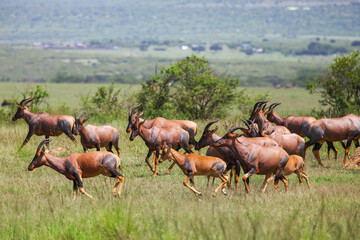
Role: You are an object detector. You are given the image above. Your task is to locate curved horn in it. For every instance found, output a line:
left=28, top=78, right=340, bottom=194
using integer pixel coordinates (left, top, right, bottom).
left=204, top=120, right=219, bottom=132
left=129, top=104, right=141, bottom=116
left=241, top=118, right=251, bottom=129
left=79, top=110, right=87, bottom=119
left=19, top=98, right=32, bottom=106
left=37, top=138, right=51, bottom=151
left=252, top=101, right=264, bottom=112
left=74, top=111, right=78, bottom=120
left=258, top=101, right=268, bottom=110
left=261, top=101, right=268, bottom=110
left=135, top=112, right=144, bottom=122
left=229, top=126, right=244, bottom=133
left=272, top=103, right=281, bottom=111
left=268, top=103, right=277, bottom=112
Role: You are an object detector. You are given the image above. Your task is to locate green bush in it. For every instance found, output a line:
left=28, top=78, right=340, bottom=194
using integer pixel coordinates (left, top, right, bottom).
left=136, top=55, right=254, bottom=120
left=78, top=82, right=135, bottom=122
left=307, top=51, right=360, bottom=116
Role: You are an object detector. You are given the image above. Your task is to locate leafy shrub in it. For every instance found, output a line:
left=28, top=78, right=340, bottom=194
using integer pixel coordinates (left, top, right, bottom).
left=136, top=55, right=255, bottom=119
left=78, top=82, right=135, bottom=122
left=306, top=51, right=360, bottom=116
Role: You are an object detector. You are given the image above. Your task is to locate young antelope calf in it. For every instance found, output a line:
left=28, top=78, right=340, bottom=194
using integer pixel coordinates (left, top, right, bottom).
left=74, top=111, right=120, bottom=161
left=28, top=139, right=125, bottom=199
left=160, top=144, right=228, bottom=197
left=261, top=155, right=310, bottom=193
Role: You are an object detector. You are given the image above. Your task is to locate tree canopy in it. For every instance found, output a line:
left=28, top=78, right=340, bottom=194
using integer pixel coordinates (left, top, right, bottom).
left=307, top=51, right=360, bottom=115
left=136, top=55, right=242, bottom=119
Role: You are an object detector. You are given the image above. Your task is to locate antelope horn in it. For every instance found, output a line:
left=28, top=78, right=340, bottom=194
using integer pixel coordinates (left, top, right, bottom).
left=273, top=103, right=281, bottom=110
left=228, top=126, right=244, bottom=133
left=79, top=110, right=87, bottom=119
left=74, top=111, right=78, bottom=120
left=135, top=112, right=144, bottom=122
left=204, top=120, right=219, bottom=132
left=129, top=104, right=141, bottom=116
left=241, top=118, right=251, bottom=129
left=268, top=103, right=277, bottom=112
left=37, top=138, right=51, bottom=151
left=258, top=101, right=268, bottom=110
left=19, top=98, right=32, bottom=106
left=252, top=101, right=264, bottom=112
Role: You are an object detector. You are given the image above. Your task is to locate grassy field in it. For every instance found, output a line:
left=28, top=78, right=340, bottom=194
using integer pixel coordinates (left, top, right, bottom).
left=1, top=84, right=360, bottom=239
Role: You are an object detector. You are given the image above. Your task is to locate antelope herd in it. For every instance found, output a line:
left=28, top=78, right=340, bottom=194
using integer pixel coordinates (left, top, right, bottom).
left=12, top=98, right=359, bottom=199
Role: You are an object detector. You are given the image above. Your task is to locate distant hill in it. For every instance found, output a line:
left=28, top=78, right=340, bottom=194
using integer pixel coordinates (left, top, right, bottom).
left=1, top=0, right=360, bottom=42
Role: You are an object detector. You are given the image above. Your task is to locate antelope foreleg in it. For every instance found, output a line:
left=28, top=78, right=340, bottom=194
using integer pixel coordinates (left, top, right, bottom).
left=183, top=176, right=202, bottom=196
left=79, top=187, right=94, bottom=199
left=166, top=161, right=176, bottom=174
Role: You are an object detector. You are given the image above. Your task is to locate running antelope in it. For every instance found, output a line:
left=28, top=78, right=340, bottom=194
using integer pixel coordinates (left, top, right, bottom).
left=28, top=139, right=125, bottom=199
left=160, top=143, right=228, bottom=197
left=74, top=111, right=120, bottom=161
left=213, top=126, right=289, bottom=194
left=266, top=103, right=345, bottom=161
left=130, top=112, right=193, bottom=177
left=12, top=98, right=76, bottom=149
left=126, top=104, right=198, bottom=147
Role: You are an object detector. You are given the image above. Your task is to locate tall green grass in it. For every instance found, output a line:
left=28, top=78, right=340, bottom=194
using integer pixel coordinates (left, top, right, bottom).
left=1, top=85, right=359, bottom=239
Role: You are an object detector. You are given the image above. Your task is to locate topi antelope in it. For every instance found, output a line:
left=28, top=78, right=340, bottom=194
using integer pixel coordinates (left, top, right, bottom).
left=130, top=112, right=193, bottom=177
left=266, top=102, right=345, bottom=161
left=160, top=143, right=228, bottom=197
left=213, top=126, right=289, bottom=194
left=126, top=104, right=198, bottom=147
left=74, top=111, right=120, bottom=162
left=12, top=98, right=76, bottom=149
left=28, top=139, right=125, bottom=199
left=261, top=155, right=310, bottom=193
left=249, top=101, right=291, bottom=135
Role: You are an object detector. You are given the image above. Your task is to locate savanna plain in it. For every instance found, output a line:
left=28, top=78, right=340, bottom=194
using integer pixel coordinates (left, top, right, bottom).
left=0, top=83, right=360, bottom=240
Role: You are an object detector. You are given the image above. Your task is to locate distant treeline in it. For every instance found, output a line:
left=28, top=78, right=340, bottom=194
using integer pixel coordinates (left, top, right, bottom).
left=0, top=72, right=142, bottom=84
left=51, top=72, right=141, bottom=84
left=295, top=42, right=348, bottom=56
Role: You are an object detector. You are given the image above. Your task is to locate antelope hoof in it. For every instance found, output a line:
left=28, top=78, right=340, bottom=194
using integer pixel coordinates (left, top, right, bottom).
left=221, top=188, right=227, bottom=195
left=152, top=173, right=158, bottom=177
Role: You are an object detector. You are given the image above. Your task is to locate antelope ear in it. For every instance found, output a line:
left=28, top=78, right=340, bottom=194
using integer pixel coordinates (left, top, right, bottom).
left=211, top=126, right=219, bottom=133
left=41, top=146, right=46, bottom=152
left=83, top=117, right=90, bottom=123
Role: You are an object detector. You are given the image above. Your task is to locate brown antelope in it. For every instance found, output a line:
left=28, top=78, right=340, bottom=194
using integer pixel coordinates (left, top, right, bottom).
left=130, top=113, right=193, bottom=177
left=213, top=126, right=289, bottom=194
left=28, top=139, right=125, bottom=199
left=261, top=155, right=310, bottom=193
left=74, top=111, right=120, bottom=161
left=304, top=114, right=360, bottom=167
left=126, top=104, right=198, bottom=147
left=12, top=98, right=76, bottom=149
left=160, top=143, right=228, bottom=197
left=195, top=120, right=279, bottom=191
left=249, top=101, right=291, bottom=135
left=267, top=132, right=305, bottom=158
left=266, top=103, right=345, bottom=161
left=195, top=120, right=240, bottom=190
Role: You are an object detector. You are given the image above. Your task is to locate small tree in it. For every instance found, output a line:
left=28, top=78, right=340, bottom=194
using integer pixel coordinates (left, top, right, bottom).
left=136, top=55, right=242, bottom=119
left=307, top=51, right=360, bottom=115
